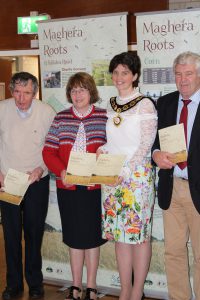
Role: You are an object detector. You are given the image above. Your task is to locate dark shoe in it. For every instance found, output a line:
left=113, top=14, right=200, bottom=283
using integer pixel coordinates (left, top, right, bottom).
left=29, top=286, right=44, bottom=299
left=84, top=288, right=97, bottom=300
left=65, top=286, right=82, bottom=300
left=2, top=287, right=23, bottom=300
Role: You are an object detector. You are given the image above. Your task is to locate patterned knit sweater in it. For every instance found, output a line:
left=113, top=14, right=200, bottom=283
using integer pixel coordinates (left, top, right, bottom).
left=42, top=105, right=107, bottom=189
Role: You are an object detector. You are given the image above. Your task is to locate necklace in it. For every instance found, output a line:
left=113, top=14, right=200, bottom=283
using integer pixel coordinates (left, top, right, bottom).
left=110, top=95, right=145, bottom=126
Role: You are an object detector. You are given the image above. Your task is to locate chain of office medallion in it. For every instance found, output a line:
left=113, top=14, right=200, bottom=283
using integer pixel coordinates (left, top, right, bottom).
left=110, top=95, right=146, bottom=113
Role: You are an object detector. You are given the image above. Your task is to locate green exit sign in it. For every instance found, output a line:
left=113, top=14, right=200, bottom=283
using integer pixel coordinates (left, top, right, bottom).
left=17, top=15, right=48, bottom=34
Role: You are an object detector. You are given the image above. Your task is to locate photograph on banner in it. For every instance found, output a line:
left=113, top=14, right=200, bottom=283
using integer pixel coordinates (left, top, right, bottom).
left=43, top=71, right=61, bottom=88
left=136, top=8, right=200, bottom=100
left=38, top=14, right=128, bottom=112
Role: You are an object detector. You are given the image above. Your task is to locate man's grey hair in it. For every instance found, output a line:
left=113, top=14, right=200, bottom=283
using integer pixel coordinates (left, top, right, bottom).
left=173, top=51, right=200, bottom=76
left=9, top=71, right=39, bottom=96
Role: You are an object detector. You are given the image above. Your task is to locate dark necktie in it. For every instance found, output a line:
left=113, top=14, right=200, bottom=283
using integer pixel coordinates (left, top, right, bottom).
left=177, top=99, right=191, bottom=170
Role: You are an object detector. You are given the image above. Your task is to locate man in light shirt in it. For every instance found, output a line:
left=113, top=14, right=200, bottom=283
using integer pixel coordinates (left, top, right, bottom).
left=0, top=72, right=55, bottom=300
left=152, top=51, right=200, bottom=300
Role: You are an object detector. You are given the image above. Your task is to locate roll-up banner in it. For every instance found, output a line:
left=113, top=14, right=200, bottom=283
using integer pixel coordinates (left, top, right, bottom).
left=136, top=8, right=200, bottom=100
left=38, top=13, right=128, bottom=294
left=38, top=13, right=127, bottom=111
left=136, top=9, right=200, bottom=299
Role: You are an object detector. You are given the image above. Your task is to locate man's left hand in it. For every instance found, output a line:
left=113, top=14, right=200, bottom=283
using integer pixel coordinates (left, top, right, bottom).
left=27, top=167, right=44, bottom=184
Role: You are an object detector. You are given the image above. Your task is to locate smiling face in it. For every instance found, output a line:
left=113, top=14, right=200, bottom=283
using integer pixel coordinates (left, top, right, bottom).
left=12, top=79, right=35, bottom=111
left=175, top=63, right=200, bottom=99
left=70, top=86, right=91, bottom=114
left=111, top=64, right=138, bottom=97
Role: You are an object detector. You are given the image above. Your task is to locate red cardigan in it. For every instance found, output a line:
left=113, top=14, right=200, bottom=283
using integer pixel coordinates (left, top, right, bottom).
left=42, top=106, right=107, bottom=190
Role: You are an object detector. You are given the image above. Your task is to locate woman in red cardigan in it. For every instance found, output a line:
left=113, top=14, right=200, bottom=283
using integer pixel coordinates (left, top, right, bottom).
left=42, top=72, right=107, bottom=300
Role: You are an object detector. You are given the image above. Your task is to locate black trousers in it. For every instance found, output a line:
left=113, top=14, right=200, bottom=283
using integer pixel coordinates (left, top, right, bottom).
left=1, top=175, right=49, bottom=289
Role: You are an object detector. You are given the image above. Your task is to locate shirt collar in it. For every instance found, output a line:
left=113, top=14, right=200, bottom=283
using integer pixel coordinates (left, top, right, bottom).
left=72, top=105, right=93, bottom=118
left=16, top=101, right=34, bottom=119
left=179, top=89, right=200, bottom=105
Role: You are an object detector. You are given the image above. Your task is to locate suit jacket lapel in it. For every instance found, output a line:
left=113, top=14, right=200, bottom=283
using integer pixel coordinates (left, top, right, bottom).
left=169, top=92, right=179, bottom=125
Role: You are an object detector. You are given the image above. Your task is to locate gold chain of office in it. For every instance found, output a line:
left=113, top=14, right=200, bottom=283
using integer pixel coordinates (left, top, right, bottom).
left=110, top=95, right=146, bottom=126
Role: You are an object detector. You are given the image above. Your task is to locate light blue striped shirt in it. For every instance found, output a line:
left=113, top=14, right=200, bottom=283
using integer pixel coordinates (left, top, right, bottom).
left=174, top=89, right=200, bottom=179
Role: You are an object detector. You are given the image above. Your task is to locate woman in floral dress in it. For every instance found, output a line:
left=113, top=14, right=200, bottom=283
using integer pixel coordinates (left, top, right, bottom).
left=100, top=52, right=157, bottom=300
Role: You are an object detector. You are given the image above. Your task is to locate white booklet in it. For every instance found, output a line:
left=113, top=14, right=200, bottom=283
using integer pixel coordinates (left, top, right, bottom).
left=66, top=152, right=96, bottom=185
left=158, top=123, right=187, bottom=163
left=65, top=151, right=126, bottom=185
left=90, top=153, right=126, bottom=184
left=0, top=168, right=30, bottom=205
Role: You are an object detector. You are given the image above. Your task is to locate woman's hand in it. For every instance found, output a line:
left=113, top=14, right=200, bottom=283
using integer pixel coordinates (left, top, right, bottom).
left=96, top=147, right=108, bottom=159
left=60, top=170, right=74, bottom=188
left=96, top=148, right=104, bottom=159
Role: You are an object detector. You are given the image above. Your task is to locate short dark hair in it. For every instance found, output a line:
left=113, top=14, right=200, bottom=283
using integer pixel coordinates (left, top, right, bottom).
left=66, top=72, right=99, bottom=104
left=109, top=51, right=141, bottom=86
left=9, top=72, right=39, bottom=96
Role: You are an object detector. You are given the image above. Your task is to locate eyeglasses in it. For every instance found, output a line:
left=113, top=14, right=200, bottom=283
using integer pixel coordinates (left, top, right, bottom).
left=70, top=88, right=88, bottom=96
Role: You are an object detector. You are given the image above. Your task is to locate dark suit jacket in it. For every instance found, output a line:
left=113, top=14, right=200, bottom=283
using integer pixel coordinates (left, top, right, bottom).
left=152, top=90, right=200, bottom=214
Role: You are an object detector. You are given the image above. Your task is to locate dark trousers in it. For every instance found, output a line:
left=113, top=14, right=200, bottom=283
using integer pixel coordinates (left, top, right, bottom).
left=1, top=175, right=49, bottom=289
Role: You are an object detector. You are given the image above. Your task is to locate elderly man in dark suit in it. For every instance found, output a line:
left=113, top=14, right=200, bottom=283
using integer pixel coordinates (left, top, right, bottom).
left=152, top=51, right=200, bottom=300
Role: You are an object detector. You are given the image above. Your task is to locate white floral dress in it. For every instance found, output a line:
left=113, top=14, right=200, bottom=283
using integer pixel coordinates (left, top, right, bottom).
left=101, top=89, right=157, bottom=244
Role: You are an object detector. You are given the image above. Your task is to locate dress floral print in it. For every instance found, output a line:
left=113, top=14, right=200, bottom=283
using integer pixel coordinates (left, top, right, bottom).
left=102, top=160, right=155, bottom=244
left=101, top=92, right=157, bottom=244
